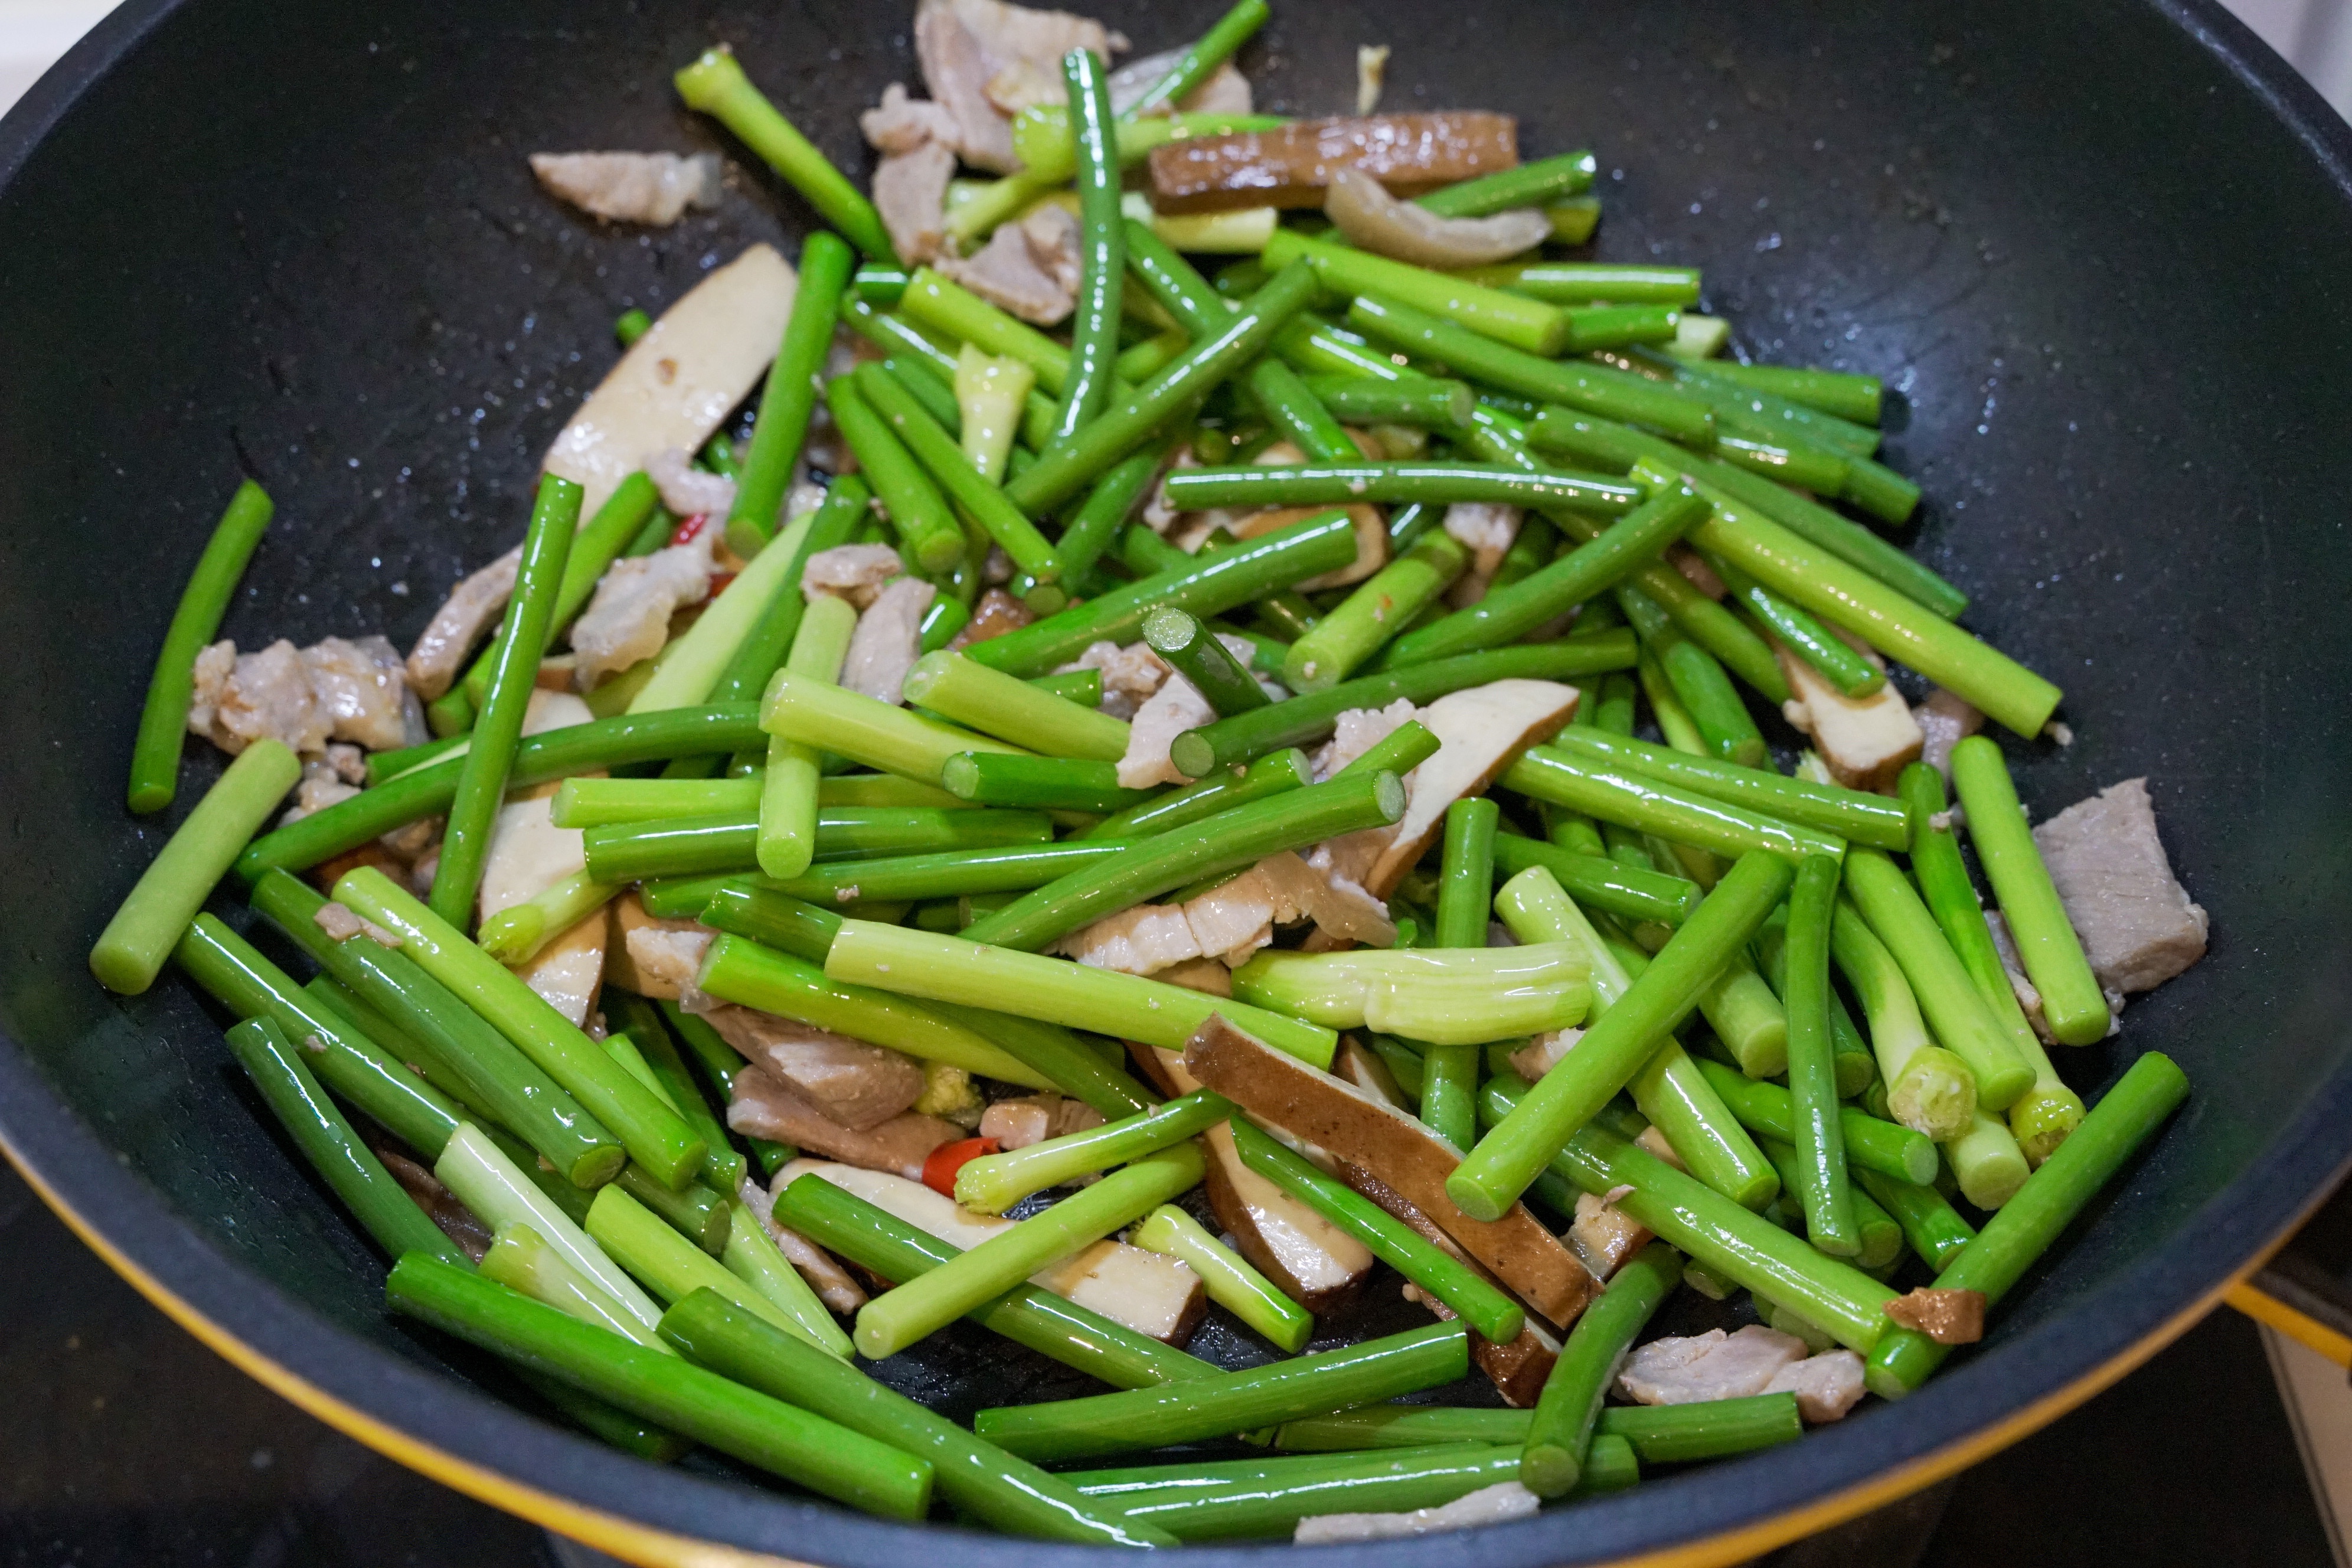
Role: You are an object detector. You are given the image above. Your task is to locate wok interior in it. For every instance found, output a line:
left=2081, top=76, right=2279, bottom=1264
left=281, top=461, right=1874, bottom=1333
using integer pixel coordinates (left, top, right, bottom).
left=2, top=0, right=2351, bottom=1560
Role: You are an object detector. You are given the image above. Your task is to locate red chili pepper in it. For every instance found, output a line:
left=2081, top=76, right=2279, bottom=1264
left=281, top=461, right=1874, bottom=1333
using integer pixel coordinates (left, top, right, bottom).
left=705, top=571, right=737, bottom=597
left=670, top=514, right=708, bottom=547
left=922, top=1136, right=1001, bottom=1197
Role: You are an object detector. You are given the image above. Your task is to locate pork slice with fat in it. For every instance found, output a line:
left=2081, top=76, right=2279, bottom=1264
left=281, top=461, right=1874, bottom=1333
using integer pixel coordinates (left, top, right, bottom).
left=2030, top=777, right=2208, bottom=995
left=731, top=1070, right=962, bottom=1180
left=703, top=1005, right=926, bottom=1131
left=840, top=576, right=936, bottom=705
left=303, top=635, right=426, bottom=752
left=914, top=0, right=1119, bottom=173
left=1615, top=1325, right=1809, bottom=1405
left=530, top=152, right=721, bottom=226
left=406, top=547, right=521, bottom=699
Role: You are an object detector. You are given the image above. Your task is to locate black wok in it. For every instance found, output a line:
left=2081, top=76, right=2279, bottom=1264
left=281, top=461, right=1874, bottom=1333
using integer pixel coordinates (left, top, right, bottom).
left=2, top=0, right=2349, bottom=1562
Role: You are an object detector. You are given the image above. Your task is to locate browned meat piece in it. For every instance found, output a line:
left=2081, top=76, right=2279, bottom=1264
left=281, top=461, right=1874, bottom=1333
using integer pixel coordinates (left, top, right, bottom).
left=936, top=202, right=1084, bottom=325
left=371, top=1139, right=493, bottom=1263
left=1186, top=1015, right=1598, bottom=1327
left=1566, top=1190, right=1651, bottom=1280
left=188, top=638, right=332, bottom=756
left=303, top=635, right=426, bottom=752
left=1615, top=1325, right=1808, bottom=1405
left=914, top=0, right=1120, bottom=174
left=280, top=759, right=361, bottom=826
left=948, top=587, right=1034, bottom=650
left=2031, top=778, right=2209, bottom=995
left=1324, top=166, right=1549, bottom=269
left=802, top=543, right=907, bottom=609
left=1106, top=47, right=1251, bottom=117
left=619, top=926, right=712, bottom=1000
left=1148, top=113, right=1520, bottom=215
left=1915, top=686, right=1984, bottom=779
left=528, top=152, right=721, bottom=226
left=728, top=1064, right=961, bottom=1180
left=1050, top=902, right=1202, bottom=975
left=1764, top=1351, right=1867, bottom=1422
left=1293, top=1480, right=1541, bottom=1543
left=861, top=83, right=965, bottom=154
left=840, top=575, right=936, bottom=705
left=1884, top=1286, right=1988, bottom=1344
left=736, top=1174, right=868, bottom=1313
left=703, top=1006, right=925, bottom=1130
left=1064, top=639, right=1170, bottom=720
left=406, top=546, right=521, bottom=698
left=569, top=530, right=716, bottom=690
left=976, top=1092, right=1105, bottom=1149
left=1118, top=671, right=1217, bottom=789
left=873, top=138, right=959, bottom=267
left=645, top=446, right=738, bottom=519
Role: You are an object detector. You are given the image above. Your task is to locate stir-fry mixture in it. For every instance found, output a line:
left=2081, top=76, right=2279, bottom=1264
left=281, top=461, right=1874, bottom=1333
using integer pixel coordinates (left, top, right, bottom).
left=92, top=0, right=2215, bottom=1544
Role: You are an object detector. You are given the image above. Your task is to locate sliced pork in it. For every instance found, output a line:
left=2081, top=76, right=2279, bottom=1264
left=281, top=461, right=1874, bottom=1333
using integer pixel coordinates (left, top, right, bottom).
left=936, top=201, right=1084, bottom=325
left=1615, top=1325, right=1809, bottom=1405
left=730, top=1066, right=962, bottom=1180
left=406, top=546, right=521, bottom=700
left=703, top=1006, right=926, bottom=1131
left=2031, top=778, right=2209, bottom=995
left=913, top=0, right=1120, bottom=174
left=840, top=575, right=936, bottom=705
left=528, top=152, right=722, bottom=226
left=873, top=138, right=959, bottom=266
left=303, top=635, right=426, bottom=751
left=568, top=530, right=716, bottom=689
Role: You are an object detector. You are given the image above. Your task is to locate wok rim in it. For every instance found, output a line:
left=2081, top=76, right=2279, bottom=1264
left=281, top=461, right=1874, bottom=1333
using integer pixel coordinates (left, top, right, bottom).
left=4, top=0, right=2352, bottom=1563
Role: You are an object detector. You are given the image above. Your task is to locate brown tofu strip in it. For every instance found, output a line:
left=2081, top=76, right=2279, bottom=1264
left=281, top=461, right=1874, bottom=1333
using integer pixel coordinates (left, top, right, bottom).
left=1147, top=113, right=1520, bottom=214
left=1349, top=1167, right=1560, bottom=1407
left=1133, top=1043, right=1374, bottom=1315
left=1184, top=1014, right=1599, bottom=1327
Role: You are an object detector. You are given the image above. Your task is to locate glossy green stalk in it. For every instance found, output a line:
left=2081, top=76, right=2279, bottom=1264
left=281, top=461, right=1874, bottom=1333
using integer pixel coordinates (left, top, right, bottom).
left=434, top=1123, right=664, bottom=1328
left=583, top=805, right=1051, bottom=883
left=604, top=998, right=744, bottom=1192
left=1053, top=46, right=1124, bottom=450
left=663, top=1291, right=1170, bottom=1547
left=1225, top=1117, right=1523, bottom=1341
left=1492, top=865, right=1775, bottom=1210
left=433, top=476, right=578, bottom=926
left=1830, top=900, right=1977, bottom=1141
left=1522, top=1240, right=1678, bottom=1497
left=724, top=231, right=854, bottom=555
left=1461, top=259, right=1696, bottom=305
left=1899, top=763, right=2082, bottom=1161
left=1488, top=1077, right=1899, bottom=1352
left=901, top=651, right=1127, bottom=760
left=1489, top=834, right=1701, bottom=928
left=963, top=770, right=1404, bottom=953
left=1781, top=854, right=1857, bottom=1255
left=1948, top=736, right=2110, bottom=1045
left=1343, top=291, right=1711, bottom=442
left=475, top=873, right=622, bottom=966
left=1942, top=1108, right=2031, bottom=1210
left=224, top=1015, right=466, bottom=1265
left=1172, top=639, right=1635, bottom=779
left=673, top=49, right=894, bottom=260
left=1700, top=362, right=1881, bottom=424
left=1451, top=850, right=1794, bottom=1221
left=755, top=592, right=857, bottom=880
left=1280, top=1396, right=1798, bottom=1463
left=1844, top=848, right=2034, bottom=1111
left=709, top=479, right=864, bottom=720
left=824, top=374, right=962, bottom=573
left=955, top=1090, right=1230, bottom=1215
left=1280, top=531, right=1466, bottom=692
left=719, top=1201, right=855, bottom=1357
left=823, top=917, right=1335, bottom=1066
left=1006, top=262, right=1322, bottom=514
left=761, top=667, right=1026, bottom=786
left=1688, top=1057, right=1938, bottom=1185
left=175, top=917, right=464, bottom=1157
left=387, top=1256, right=930, bottom=1515
left=769, top=841, right=1132, bottom=907
left=1544, top=730, right=1906, bottom=851
left=1121, top=0, right=1268, bottom=116
left=773, top=1172, right=1208, bottom=1387
left=481, top=1221, right=670, bottom=1351
left=586, top=1185, right=840, bottom=1354
left=1678, top=479, right=2061, bottom=735
left=1264, top=230, right=1572, bottom=354
left=1867, top=1052, right=2189, bottom=1397
left=92, top=738, right=302, bottom=995
left=953, top=344, right=1035, bottom=479
left=968, top=507, right=1358, bottom=677
left=939, top=755, right=1153, bottom=815
left=854, top=1144, right=1203, bottom=1359
left=236, top=705, right=766, bottom=880
left=975, top=1321, right=1468, bottom=1462
left=128, top=479, right=273, bottom=812
left=1374, top=487, right=1703, bottom=671
left=1855, top=1166, right=1977, bottom=1272
left=1142, top=605, right=1268, bottom=717
left=697, top=935, right=1046, bottom=1086
left=250, top=868, right=625, bottom=1187
left=334, top=867, right=705, bottom=1188
left=1500, top=744, right=1845, bottom=866
left=1300, top=375, right=1475, bottom=429
left=1131, top=1204, right=1311, bottom=1353
left=851, top=362, right=1061, bottom=584
left=1080, top=747, right=1312, bottom=839
left=1230, top=943, right=1590, bottom=1044
left=1158, top=459, right=1637, bottom=516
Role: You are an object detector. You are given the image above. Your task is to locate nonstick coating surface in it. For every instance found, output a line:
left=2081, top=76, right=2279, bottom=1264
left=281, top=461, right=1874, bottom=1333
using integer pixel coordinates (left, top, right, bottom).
left=3, top=1, right=2351, bottom=1563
